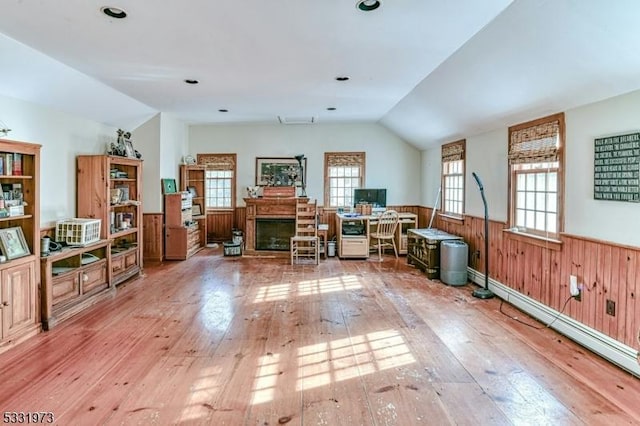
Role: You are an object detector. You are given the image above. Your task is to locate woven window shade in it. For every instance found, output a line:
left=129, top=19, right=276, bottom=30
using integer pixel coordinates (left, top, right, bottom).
left=326, top=152, right=365, bottom=167
left=441, top=140, right=465, bottom=162
left=197, top=153, right=236, bottom=170
left=509, top=120, right=560, bottom=164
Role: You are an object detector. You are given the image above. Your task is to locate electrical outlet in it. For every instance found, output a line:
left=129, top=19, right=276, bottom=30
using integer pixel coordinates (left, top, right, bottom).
left=606, top=299, right=616, bottom=316
left=569, top=275, right=581, bottom=301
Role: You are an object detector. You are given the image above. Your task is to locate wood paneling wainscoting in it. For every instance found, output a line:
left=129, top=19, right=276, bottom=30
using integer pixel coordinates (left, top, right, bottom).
left=206, top=211, right=235, bottom=243
left=142, top=213, right=163, bottom=263
left=419, top=206, right=640, bottom=371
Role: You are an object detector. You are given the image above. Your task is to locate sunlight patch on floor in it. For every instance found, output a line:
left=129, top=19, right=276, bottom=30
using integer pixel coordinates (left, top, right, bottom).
left=253, top=275, right=363, bottom=303
left=250, top=353, right=282, bottom=405
left=177, top=365, right=223, bottom=423
left=254, top=283, right=291, bottom=303
left=296, top=329, right=416, bottom=391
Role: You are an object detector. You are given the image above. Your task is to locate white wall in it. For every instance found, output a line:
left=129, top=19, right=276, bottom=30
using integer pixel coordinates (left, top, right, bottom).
left=134, top=113, right=188, bottom=212
left=0, top=94, right=116, bottom=226
left=565, top=90, right=640, bottom=246
left=465, top=128, right=509, bottom=222
left=189, top=123, right=421, bottom=207
left=159, top=113, right=188, bottom=183
left=135, top=114, right=162, bottom=213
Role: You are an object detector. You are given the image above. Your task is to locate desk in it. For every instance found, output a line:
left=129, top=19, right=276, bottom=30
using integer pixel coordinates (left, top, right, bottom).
left=335, top=212, right=417, bottom=259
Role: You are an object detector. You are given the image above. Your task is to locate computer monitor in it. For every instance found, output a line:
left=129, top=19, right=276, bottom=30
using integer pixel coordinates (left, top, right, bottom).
left=353, top=188, right=386, bottom=208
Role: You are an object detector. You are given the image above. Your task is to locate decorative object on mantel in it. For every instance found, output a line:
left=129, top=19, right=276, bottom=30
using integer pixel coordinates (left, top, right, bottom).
left=255, top=157, right=306, bottom=188
left=182, top=155, right=196, bottom=165
left=294, top=154, right=307, bottom=197
left=246, top=186, right=260, bottom=198
left=108, top=129, right=143, bottom=159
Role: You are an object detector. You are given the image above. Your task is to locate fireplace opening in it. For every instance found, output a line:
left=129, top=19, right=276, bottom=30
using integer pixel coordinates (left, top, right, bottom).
left=256, top=219, right=295, bottom=251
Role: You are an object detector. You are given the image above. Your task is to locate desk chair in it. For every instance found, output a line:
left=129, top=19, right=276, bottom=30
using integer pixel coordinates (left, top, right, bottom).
left=369, top=209, right=399, bottom=261
left=290, top=199, right=319, bottom=265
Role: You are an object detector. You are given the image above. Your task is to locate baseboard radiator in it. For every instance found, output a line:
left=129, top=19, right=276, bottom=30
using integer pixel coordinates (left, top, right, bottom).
left=467, top=267, right=640, bottom=378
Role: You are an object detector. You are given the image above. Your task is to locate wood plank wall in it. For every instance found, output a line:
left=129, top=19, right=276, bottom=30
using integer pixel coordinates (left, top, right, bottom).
left=142, top=213, right=163, bottom=262
left=418, top=206, right=640, bottom=351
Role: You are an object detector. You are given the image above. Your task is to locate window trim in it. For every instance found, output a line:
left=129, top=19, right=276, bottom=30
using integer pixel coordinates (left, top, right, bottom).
left=197, top=153, right=237, bottom=211
left=507, top=112, right=565, bottom=240
left=323, top=152, right=366, bottom=208
left=440, top=139, right=465, bottom=219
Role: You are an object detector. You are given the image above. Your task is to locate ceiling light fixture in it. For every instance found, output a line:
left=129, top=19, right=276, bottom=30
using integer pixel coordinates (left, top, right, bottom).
left=184, top=79, right=199, bottom=85
left=356, top=0, right=381, bottom=11
left=101, top=6, right=127, bottom=19
left=335, top=76, right=350, bottom=81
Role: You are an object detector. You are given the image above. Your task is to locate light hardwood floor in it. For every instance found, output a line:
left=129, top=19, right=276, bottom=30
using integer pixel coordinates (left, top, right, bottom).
left=1, top=248, right=639, bottom=425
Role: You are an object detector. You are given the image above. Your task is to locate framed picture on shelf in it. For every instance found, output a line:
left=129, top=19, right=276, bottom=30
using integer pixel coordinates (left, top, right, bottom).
left=161, top=178, right=177, bottom=194
left=192, top=204, right=202, bottom=216
left=0, top=226, right=30, bottom=260
left=255, top=157, right=306, bottom=187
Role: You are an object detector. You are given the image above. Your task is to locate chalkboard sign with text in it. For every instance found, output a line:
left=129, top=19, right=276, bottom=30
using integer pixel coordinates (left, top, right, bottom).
left=594, top=132, right=640, bottom=202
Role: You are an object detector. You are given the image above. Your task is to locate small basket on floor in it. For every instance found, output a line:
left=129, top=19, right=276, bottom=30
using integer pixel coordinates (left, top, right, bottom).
left=223, top=241, right=242, bottom=256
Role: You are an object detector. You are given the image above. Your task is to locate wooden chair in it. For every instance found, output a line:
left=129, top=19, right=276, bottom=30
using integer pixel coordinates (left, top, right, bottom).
left=369, top=210, right=399, bottom=261
left=290, top=199, right=319, bottom=265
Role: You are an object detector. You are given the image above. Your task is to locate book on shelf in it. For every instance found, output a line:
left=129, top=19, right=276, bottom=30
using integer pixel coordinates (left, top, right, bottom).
left=4, top=153, right=12, bottom=176
left=12, top=153, right=22, bottom=176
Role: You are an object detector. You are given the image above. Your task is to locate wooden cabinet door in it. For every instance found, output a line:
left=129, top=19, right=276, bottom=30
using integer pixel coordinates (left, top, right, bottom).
left=2, top=261, right=36, bottom=339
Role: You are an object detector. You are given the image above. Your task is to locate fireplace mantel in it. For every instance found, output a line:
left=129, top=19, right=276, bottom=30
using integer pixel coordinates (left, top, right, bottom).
left=244, top=197, right=307, bottom=256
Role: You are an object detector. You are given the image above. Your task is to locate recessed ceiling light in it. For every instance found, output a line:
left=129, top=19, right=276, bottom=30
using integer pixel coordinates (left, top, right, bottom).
left=101, top=6, right=127, bottom=19
left=335, top=76, right=350, bottom=81
left=356, top=0, right=381, bottom=11
left=327, top=107, right=337, bottom=111
left=218, top=109, right=228, bottom=112
left=184, top=79, right=199, bottom=85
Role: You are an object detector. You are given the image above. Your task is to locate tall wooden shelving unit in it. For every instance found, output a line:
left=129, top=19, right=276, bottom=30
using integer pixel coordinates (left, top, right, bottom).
left=0, top=139, right=41, bottom=354
left=77, top=155, right=143, bottom=285
left=179, top=164, right=207, bottom=247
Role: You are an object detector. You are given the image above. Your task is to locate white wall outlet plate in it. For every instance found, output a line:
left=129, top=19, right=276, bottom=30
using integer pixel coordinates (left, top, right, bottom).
left=570, top=275, right=580, bottom=296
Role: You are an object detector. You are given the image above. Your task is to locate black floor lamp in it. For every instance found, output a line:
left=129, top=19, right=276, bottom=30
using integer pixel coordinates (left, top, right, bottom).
left=472, top=172, right=494, bottom=299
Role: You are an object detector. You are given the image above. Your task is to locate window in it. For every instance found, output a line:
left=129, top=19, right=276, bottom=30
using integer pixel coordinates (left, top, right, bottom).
left=508, top=113, right=564, bottom=238
left=441, top=140, right=465, bottom=217
left=324, top=152, right=365, bottom=208
left=197, top=153, right=236, bottom=210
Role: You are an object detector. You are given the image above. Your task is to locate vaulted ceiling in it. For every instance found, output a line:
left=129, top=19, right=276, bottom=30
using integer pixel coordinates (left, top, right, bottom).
left=1, top=1, right=640, bottom=150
